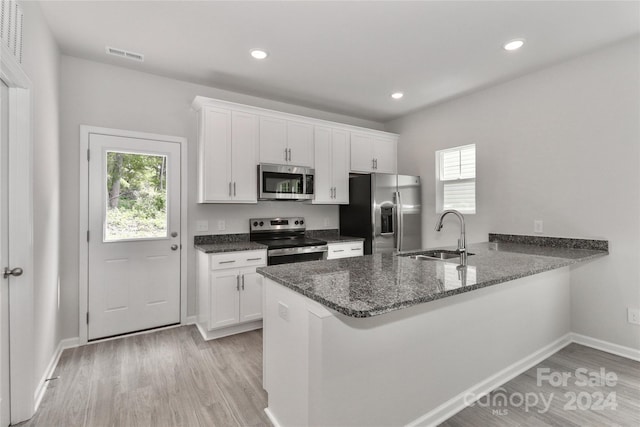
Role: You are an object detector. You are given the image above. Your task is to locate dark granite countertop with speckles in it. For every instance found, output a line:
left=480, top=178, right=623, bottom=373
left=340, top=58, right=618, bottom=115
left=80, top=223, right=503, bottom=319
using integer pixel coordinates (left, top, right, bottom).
left=257, top=241, right=607, bottom=318
left=195, top=242, right=266, bottom=253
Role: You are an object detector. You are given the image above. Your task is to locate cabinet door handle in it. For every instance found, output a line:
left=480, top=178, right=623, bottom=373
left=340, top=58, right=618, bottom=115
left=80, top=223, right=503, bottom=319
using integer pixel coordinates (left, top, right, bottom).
left=233, top=182, right=236, bottom=196
left=284, top=147, right=288, bottom=161
left=374, top=158, right=378, bottom=169
left=241, top=275, right=245, bottom=290
left=246, top=257, right=262, bottom=261
left=333, top=249, right=345, bottom=253
left=372, top=158, right=375, bottom=169
left=288, top=148, right=292, bottom=161
left=228, top=182, right=232, bottom=196
left=219, top=260, right=236, bottom=264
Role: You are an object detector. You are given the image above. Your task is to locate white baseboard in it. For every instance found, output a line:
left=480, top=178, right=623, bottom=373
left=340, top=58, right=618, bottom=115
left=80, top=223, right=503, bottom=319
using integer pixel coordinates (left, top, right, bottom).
left=33, top=337, right=80, bottom=412
left=570, top=333, right=640, bottom=362
left=185, top=315, right=197, bottom=325
left=195, top=320, right=262, bottom=341
left=406, top=333, right=573, bottom=427
left=264, top=408, right=282, bottom=427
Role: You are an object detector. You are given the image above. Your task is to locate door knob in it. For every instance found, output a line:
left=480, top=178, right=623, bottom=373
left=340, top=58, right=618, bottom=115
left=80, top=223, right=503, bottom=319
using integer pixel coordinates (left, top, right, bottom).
left=3, top=267, right=23, bottom=279
left=171, top=231, right=178, bottom=237
left=171, top=244, right=179, bottom=251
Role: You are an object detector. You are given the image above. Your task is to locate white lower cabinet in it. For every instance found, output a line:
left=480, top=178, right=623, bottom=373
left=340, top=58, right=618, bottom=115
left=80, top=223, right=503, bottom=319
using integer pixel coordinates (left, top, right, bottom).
left=197, top=249, right=267, bottom=340
left=327, top=241, right=364, bottom=260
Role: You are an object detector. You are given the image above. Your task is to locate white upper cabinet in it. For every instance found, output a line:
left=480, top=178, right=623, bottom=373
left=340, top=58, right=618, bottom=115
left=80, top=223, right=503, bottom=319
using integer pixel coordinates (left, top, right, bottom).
left=193, top=96, right=399, bottom=204
left=350, top=132, right=397, bottom=174
left=314, top=126, right=349, bottom=204
left=259, top=117, right=314, bottom=167
left=195, top=105, right=258, bottom=203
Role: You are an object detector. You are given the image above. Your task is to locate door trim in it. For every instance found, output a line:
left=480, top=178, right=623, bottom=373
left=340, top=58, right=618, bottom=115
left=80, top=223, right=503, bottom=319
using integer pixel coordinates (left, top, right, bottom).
left=1, top=43, right=35, bottom=423
left=79, top=126, right=188, bottom=345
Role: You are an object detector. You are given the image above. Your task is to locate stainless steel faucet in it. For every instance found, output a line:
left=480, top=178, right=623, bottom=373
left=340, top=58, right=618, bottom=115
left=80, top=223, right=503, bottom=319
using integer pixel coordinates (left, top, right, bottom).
left=434, top=210, right=467, bottom=266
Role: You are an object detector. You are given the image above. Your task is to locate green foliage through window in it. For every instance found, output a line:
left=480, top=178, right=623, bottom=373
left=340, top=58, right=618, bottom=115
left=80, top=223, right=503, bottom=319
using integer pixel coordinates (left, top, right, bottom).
left=105, top=152, right=168, bottom=241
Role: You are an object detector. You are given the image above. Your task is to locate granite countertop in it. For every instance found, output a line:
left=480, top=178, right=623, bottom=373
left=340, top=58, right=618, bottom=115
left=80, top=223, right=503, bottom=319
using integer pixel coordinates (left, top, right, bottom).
left=256, top=240, right=608, bottom=318
left=323, top=236, right=366, bottom=244
left=195, top=241, right=266, bottom=254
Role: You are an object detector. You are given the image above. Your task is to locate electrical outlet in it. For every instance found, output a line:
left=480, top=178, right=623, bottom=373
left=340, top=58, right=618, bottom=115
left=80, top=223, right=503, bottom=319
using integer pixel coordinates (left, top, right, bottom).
left=278, top=302, right=289, bottom=321
left=196, top=220, right=209, bottom=232
left=217, top=220, right=226, bottom=231
left=628, top=308, right=640, bottom=325
left=534, top=220, right=543, bottom=234
left=324, top=217, right=330, bottom=227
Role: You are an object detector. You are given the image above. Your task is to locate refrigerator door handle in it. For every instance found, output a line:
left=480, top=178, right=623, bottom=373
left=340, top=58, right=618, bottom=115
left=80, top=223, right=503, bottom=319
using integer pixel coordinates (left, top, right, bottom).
left=396, top=191, right=403, bottom=251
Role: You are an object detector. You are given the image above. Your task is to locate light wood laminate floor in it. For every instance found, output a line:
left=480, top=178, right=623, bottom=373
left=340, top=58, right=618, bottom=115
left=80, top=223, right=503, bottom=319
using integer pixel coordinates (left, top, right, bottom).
left=17, top=326, right=639, bottom=427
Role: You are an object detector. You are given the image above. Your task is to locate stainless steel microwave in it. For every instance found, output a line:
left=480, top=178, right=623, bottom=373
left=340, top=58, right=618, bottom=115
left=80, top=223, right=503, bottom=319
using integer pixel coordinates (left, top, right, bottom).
left=258, top=164, right=314, bottom=200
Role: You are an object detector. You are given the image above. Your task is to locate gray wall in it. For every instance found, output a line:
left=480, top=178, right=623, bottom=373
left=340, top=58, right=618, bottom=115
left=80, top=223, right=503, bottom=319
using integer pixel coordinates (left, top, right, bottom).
left=387, top=37, right=640, bottom=350
left=59, top=55, right=384, bottom=339
left=19, top=0, right=61, bottom=394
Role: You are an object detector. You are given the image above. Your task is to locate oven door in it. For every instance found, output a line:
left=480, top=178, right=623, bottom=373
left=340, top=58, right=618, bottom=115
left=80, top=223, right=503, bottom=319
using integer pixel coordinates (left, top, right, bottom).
left=259, top=164, right=314, bottom=200
left=267, top=245, right=328, bottom=265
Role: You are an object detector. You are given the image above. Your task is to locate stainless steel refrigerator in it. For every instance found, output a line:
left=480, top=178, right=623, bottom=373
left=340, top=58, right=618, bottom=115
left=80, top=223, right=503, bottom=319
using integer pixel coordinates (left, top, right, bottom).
left=339, top=174, right=422, bottom=254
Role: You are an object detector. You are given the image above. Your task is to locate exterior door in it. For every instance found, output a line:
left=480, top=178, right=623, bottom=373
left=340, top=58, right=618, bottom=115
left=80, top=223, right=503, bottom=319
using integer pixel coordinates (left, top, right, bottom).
left=0, top=80, right=10, bottom=427
left=88, top=133, right=181, bottom=340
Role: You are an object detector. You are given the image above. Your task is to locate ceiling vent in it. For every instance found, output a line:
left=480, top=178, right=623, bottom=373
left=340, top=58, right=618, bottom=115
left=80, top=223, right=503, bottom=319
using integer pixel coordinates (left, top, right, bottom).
left=1, top=0, right=24, bottom=63
left=105, top=46, right=144, bottom=62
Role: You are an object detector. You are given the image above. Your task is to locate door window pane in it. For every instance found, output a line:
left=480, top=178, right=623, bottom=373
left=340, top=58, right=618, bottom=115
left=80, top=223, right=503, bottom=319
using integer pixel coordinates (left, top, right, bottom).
left=104, top=151, right=168, bottom=241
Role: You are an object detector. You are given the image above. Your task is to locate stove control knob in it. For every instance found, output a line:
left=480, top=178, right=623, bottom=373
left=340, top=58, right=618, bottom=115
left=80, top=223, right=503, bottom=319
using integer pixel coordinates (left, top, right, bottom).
left=253, top=221, right=258, bottom=227
left=300, top=220, right=304, bottom=225
left=259, top=221, right=264, bottom=226
left=295, top=220, right=299, bottom=225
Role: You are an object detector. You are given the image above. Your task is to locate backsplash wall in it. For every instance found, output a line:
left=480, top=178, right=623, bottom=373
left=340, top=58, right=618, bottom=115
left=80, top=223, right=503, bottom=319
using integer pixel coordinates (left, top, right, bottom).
left=192, top=202, right=339, bottom=235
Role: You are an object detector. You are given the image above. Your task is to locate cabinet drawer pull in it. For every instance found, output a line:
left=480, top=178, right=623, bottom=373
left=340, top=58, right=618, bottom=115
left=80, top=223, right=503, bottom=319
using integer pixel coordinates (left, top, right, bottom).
left=351, top=247, right=361, bottom=251
left=246, top=257, right=263, bottom=261
left=219, top=260, right=236, bottom=264
left=332, top=249, right=344, bottom=253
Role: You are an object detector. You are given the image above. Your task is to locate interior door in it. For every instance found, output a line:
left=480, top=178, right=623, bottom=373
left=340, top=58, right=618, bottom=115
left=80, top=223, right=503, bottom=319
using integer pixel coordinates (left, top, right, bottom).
left=0, top=80, right=11, bottom=427
left=88, top=133, right=181, bottom=340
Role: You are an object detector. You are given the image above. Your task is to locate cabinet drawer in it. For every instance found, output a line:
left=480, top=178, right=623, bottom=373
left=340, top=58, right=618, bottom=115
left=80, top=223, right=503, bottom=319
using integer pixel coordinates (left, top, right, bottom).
left=210, top=250, right=267, bottom=270
left=327, top=242, right=364, bottom=260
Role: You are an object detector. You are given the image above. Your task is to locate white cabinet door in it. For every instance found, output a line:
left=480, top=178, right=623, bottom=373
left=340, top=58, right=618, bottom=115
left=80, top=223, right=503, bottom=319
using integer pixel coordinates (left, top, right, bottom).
left=331, top=129, right=350, bottom=204
left=259, top=116, right=288, bottom=164
left=231, top=111, right=258, bottom=202
left=240, top=269, right=263, bottom=322
left=374, top=137, right=397, bottom=174
left=313, top=126, right=333, bottom=203
left=200, top=107, right=232, bottom=202
left=287, top=121, right=314, bottom=167
left=210, top=270, right=240, bottom=329
left=350, top=132, right=374, bottom=173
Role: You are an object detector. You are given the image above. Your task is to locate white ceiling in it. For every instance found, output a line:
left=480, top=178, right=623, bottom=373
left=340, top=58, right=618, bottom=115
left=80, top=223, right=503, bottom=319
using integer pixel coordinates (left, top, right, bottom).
left=39, top=1, right=640, bottom=122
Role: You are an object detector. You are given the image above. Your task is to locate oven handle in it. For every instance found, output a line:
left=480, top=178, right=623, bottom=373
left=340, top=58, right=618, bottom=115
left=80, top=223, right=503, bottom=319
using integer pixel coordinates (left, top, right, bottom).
left=268, top=245, right=328, bottom=257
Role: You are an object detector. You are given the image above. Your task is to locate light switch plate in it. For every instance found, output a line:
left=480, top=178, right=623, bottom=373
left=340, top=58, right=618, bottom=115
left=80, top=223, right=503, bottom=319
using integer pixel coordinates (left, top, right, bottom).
left=196, top=221, right=208, bottom=232
left=217, top=220, right=226, bottom=231
left=278, top=302, right=289, bottom=321
left=628, top=308, right=640, bottom=325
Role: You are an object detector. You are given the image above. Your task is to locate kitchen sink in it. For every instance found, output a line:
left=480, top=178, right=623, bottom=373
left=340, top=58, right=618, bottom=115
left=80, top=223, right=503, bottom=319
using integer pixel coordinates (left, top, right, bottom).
left=402, top=249, right=475, bottom=261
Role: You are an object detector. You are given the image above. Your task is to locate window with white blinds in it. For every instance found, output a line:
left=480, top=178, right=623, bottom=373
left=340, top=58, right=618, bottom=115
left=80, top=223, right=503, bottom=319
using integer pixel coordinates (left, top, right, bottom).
left=436, top=144, right=476, bottom=214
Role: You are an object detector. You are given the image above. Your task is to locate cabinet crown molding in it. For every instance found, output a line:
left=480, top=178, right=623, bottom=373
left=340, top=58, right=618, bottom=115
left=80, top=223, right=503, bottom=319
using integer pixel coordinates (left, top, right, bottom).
left=192, top=96, right=398, bottom=139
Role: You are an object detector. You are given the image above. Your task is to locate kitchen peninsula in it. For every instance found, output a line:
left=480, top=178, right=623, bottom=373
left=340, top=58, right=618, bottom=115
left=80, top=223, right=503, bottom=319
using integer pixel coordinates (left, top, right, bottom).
left=257, top=235, right=608, bottom=427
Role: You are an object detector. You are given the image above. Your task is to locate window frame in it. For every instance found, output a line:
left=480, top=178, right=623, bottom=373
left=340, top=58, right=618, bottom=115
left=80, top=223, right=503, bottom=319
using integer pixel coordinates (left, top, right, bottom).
left=435, top=144, right=476, bottom=215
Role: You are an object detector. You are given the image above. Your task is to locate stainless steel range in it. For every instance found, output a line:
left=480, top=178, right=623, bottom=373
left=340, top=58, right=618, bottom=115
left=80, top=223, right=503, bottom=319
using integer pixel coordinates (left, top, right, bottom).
left=249, top=217, right=328, bottom=265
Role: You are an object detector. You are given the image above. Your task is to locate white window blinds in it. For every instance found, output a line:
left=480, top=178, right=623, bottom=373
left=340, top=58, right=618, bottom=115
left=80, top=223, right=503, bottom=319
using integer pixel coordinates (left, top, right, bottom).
left=436, top=144, right=476, bottom=214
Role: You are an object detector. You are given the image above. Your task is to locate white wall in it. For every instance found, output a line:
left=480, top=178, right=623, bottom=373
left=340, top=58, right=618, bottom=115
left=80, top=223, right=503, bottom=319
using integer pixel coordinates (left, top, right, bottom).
left=58, top=56, right=384, bottom=339
left=18, top=0, right=61, bottom=397
left=387, top=37, right=640, bottom=350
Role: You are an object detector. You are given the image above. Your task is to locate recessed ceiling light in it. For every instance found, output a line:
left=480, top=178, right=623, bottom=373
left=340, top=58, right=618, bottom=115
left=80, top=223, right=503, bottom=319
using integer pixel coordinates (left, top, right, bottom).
left=391, top=92, right=404, bottom=100
left=250, top=49, right=268, bottom=60
left=503, top=39, right=525, bottom=51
